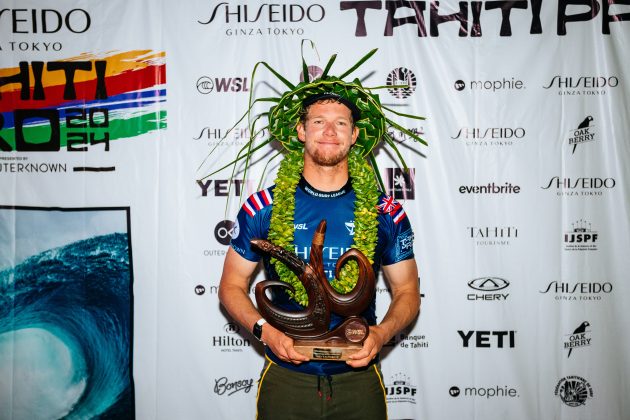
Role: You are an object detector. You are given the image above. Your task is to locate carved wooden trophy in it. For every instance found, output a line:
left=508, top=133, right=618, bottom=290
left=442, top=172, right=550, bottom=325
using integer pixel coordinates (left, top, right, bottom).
left=251, top=220, right=375, bottom=361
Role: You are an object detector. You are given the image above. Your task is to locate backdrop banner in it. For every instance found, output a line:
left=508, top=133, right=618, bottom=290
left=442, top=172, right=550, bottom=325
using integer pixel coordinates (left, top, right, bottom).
left=1, top=1, right=629, bottom=419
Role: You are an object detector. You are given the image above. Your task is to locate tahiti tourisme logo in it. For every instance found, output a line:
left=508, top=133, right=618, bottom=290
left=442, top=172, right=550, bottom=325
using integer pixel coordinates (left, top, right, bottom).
left=468, top=226, right=518, bottom=246
left=385, top=373, right=418, bottom=404
left=554, top=376, right=593, bottom=406
left=0, top=50, right=167, bottom=173
left=386, top=67, right=416, bottom=99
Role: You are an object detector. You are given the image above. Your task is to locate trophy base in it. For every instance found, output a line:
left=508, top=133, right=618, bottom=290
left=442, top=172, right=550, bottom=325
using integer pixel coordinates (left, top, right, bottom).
left=294, top=340, right=363, bottom=361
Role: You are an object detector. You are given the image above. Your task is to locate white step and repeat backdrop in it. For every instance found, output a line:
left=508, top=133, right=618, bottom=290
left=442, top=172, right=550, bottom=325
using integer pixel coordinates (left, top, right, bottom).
left=1, top=1, right=629, bottom=419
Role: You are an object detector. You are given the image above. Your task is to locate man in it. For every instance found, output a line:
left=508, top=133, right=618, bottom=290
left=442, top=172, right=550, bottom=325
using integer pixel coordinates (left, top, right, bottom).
left=219, top=93, right=420, bottom=419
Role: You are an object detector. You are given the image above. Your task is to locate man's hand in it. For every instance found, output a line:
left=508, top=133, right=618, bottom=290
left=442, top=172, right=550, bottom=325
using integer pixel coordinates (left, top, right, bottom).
left=346, top=325, right=387, bottom=368
left=262, top=324, right=310, bottom=365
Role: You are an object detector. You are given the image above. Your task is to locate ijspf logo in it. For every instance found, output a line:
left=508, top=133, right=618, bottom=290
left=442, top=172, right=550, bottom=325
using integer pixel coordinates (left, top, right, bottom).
left=564, top=219, right=598, bottom=251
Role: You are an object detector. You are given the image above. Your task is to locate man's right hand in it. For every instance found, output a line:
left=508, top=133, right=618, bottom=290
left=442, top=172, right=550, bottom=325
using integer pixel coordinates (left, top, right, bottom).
left=262, top=324, right=310, bottom=365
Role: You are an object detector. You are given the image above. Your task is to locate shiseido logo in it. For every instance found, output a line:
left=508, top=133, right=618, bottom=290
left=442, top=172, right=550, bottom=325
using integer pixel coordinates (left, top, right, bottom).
left=539, top=281, right=613, bottom=301
left=554, top=376, right=593, bottom=407
left=468, top=226, right=518, bottom=246
left=385, top=168, right=415, bottom=200
left=541, top=177, right=616, bottom=196
left=451, top=127, right=525, bottom=146
left=544, top=75, right=619, bottom=95
left=467, top=277, right=510, bottom=301
left=198, top=3, right=325, bottom=24
left=1, top=8, right=91, bottom=35
left=564, top=219, right=598, bottom=251
left=386, top=67, right=416, bottom=99
left=567, top=116, right=595, bottom=154
left=459, top=182, right=520, bottom=194
left=385, top=373, right=417, bottom=404
left=193, top=126, right=268, bottom=148
left=340, top=0, right=628, bottom=37
left=458, top=330, right=516, bottom=348
left=197, top=76, right=249, bottom=94
left=564, top=321, right=591, bottom=358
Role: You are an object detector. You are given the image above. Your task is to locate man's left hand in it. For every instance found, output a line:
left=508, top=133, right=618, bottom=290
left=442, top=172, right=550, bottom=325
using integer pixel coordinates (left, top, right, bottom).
left=346, top=325, right=387, bottom=368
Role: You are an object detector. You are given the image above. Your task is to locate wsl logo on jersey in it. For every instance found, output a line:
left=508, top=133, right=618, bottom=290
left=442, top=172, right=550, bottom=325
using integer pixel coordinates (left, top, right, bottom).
left=554, top=376, right=593, bottom=407
left=564, top=219, right=598, bottom=251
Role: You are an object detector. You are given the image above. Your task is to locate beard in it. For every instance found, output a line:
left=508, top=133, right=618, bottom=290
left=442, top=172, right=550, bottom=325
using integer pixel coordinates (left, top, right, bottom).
left=306, top=143, right=352, bottom=167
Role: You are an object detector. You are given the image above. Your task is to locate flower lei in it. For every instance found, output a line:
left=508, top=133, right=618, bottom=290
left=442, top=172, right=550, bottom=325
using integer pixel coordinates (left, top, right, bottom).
left=268, top=147, right=380, bottom=306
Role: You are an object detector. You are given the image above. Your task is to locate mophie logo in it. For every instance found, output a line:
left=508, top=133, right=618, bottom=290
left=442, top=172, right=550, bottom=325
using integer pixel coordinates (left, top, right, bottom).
left=564, top=219, right=598, bottom=251
left=449, top=385, right=519, bottom=398
left=544, top=75, right=619, bottom=96
left=467, top=277, right=510, bottom=301
left=567, top=116, right=595, bottom=154
left=455, top=78, right=524, bottom=92
left=457, top=330, right=516, bottom=348
left=541, top=176, right=616, bottom=196
left=386, top=67, right=416, bottom=99
left=340, top=0, right=628, bottom=37
left=451, top=127, right=525, bottom=146
left=554, top=376, right=593, bottom=407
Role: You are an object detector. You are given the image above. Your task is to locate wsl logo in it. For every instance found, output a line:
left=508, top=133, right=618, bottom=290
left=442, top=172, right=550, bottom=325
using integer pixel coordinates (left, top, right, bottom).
left=554, top=376, right=593, bottom=407
left=567, top=116, right=595, bottom=154
left=544, top=75, right=619, bottom=96
left=564, top=321, right=591, bottom=358
left=385, top=168, right=415, bottom=200
left=541, top=176, right=616, bottom=196
left=467, top=277, right=510, bottom=301
left=386, top=68, right=416, bottom=99
left=196, top=76, right=249, bottom=94
left=564, top=219, right=598, bottom=251
left=385, top=373, right=417, bottom=404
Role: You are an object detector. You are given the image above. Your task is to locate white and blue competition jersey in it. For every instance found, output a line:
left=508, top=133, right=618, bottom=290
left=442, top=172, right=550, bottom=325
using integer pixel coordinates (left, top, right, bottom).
left=230, top=176, right=415, bottom=375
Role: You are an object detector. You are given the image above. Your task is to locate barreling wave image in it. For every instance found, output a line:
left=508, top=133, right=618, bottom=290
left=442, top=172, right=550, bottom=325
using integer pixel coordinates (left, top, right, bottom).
left=0, top=208, right=134, bottom=420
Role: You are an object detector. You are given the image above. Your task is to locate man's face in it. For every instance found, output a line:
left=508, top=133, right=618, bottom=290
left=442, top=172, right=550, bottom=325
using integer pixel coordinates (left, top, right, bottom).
left=297, top=101, right=359, bottom=167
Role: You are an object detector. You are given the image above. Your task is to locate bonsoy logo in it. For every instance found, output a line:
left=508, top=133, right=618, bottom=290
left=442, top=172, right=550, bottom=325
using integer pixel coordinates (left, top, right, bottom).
left=213, top=377, right=254, bottom=396
left=386, top=68, right=416, bottom=99
left=554, top=376, right=593, bottom=407
left=214, top=220, right=238, bottom=246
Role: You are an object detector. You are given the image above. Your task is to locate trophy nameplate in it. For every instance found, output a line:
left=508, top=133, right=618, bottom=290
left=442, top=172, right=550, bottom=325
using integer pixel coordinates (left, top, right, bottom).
left=251, top=220, right=375, bottom=361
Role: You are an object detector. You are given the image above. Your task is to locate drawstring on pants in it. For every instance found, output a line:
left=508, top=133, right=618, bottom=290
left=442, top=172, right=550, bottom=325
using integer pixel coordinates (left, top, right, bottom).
left=317, top=375, right=333, bottom=400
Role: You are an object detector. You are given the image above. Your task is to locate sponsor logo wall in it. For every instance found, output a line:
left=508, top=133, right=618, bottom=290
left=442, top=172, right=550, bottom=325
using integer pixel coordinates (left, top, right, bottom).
left=1, top=1, right=629, bottom=420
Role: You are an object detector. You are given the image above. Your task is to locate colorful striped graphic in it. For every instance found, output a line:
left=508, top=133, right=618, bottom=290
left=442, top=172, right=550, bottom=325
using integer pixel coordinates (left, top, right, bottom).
left=243, top=188, right=273, bottom=217
left=0, top=50, right=166, bottom=150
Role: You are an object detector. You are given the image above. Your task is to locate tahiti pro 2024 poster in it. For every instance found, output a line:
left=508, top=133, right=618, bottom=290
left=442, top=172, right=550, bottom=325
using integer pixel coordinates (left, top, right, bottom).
left=0, top=207, right=134, bottom=419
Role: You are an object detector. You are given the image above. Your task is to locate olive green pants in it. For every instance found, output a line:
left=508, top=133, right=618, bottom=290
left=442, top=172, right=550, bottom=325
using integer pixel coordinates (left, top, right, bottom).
left=256, top=360, right=388, bottom=420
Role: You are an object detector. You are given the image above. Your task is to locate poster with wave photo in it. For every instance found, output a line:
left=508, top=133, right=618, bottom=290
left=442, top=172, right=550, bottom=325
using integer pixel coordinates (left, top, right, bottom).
left=0, top=207, right=135, bottom=420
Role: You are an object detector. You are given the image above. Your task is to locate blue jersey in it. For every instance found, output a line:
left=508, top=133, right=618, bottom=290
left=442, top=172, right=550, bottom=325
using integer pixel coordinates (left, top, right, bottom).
left=231, top=176, right=414, bottom=375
